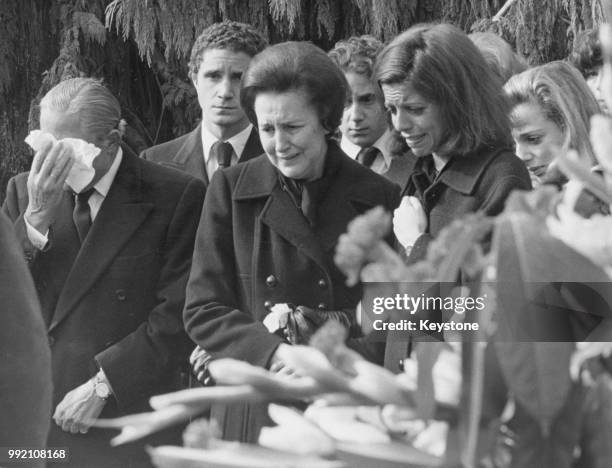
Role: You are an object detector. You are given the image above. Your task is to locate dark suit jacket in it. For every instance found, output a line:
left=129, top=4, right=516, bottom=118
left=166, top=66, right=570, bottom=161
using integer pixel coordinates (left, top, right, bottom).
left=184, top=142, right=400, bottom=443
left=0, top=212, right=52, bottom=467
left=2, top=151, right=206, bottom=467
left=140, top=124, right=263, bottom=187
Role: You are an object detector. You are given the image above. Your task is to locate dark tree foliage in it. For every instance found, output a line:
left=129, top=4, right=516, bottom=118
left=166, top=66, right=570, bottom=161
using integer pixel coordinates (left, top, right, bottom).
left=0, top=0, right=605, bottom=201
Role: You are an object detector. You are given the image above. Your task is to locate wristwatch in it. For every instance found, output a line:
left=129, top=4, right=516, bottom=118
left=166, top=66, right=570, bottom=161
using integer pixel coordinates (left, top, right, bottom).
left=93, top=371, right=111, bottom=400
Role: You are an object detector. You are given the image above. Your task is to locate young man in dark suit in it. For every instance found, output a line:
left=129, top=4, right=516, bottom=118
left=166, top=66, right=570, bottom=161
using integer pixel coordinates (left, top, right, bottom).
left=2, top=78, right=205, bottom=467
left=328, top=35, right=415, bottom=191
left=141, top=21, right=267, bottom=186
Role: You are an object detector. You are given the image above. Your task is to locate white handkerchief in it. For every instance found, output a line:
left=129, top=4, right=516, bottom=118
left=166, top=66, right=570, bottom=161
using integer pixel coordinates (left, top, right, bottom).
left=25, top=130, right=101, bottom=193
left=263, top=303, right=293, bottom=333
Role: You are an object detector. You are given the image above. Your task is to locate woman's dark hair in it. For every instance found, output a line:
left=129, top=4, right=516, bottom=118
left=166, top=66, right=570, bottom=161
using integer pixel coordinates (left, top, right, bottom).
left=241, top=41, right=348, bottom=135
left=569, top=29, right=603, bottom=79
left=375, top=23, right=514, bottom=155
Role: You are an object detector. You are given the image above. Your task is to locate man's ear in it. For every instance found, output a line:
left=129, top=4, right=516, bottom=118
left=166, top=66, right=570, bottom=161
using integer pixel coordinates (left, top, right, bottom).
left=104, top=129, right=121, bottom=148
left=106, top=128, right=121, bottom=144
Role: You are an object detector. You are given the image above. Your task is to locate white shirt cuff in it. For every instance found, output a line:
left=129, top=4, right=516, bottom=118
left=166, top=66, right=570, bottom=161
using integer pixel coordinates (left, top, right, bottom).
left=24, top=216, right=49, bottom=250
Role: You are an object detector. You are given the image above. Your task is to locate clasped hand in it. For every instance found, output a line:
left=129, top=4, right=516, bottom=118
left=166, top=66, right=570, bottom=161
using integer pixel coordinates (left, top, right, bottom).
left=53, top=378, right=107, bottom=434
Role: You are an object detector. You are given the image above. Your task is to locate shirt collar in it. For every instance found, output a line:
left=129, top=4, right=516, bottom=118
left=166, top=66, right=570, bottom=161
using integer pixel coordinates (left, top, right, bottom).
left=202, top=124, right=253, bottom=162
left=94, top=146, right=123, bottom=197
left=340, top=129, right=395, bottom=167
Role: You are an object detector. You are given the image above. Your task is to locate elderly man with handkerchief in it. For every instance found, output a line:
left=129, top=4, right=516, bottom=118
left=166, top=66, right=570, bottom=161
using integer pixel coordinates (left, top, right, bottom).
left=2, top=77, right=205, bottom=467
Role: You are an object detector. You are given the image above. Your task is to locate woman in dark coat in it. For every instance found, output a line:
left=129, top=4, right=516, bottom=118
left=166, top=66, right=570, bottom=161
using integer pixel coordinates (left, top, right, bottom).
left=375, top=23, right=532, bottom=263
left=374, top=24, right=533, bottom=460
left=183, top=41, right=400, bottom=443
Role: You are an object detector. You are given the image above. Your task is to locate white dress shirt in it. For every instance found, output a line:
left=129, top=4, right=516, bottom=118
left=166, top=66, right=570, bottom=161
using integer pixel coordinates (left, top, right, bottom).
left=201, top=124, right=253, bottom=178
left=340, top=129, right=395, bottom=175
left=26, top=147, right=123, bottom=249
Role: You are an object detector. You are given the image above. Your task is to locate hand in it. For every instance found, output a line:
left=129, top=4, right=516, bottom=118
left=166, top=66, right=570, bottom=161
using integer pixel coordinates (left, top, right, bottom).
left=393, top=196, right=427, bottom=250
left=269, top=343, right=298, bottom=378
left=53, top=378, right=107, bottom=434
left=25, top=140, right=75, bottom=233
left=189, top=346, right=213, bottom=385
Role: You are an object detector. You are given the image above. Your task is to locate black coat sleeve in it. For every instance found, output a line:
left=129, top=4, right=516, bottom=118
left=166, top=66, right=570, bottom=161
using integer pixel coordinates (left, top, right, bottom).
left=183, top=170, right=284, bottom=368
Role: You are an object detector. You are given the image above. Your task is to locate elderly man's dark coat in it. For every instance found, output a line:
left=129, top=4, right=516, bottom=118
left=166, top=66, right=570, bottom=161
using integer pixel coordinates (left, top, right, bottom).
left=184, top=142, right=401, bottom=443
left=2, top=151, right=206, bottom=467
left=0, top=212, right=52, bottom=468
left=140, top=124, right=263, bottom=187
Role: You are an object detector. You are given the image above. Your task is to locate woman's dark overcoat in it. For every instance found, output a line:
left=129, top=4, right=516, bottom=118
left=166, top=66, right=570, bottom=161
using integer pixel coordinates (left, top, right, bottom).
left=405, top=146, right=532, bottom=262
left=184, top=142, right=401, bottom=442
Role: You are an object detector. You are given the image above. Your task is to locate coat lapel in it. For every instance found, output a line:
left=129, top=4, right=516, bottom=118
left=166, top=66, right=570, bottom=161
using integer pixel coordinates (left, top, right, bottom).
left=315, top=151, right=372, bottom=252
left=240, top=128, right=264, bottom=161
left=171, top=125, right=208, bottom=185
left=50, top=153, right=154, bottom=331
left=384, top=153, right=417, bottom=195
left=261, top=186, right=328, bottom=270
left=234, top=157, right=327, bottom=271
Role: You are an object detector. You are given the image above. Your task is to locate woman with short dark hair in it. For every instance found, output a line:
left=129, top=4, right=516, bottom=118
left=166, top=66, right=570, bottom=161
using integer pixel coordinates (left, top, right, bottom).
left=375, top=23, right=531, bottom=261
left=184, top=41, right=400, bottom=443
left=240, top=41, right=348, bottom=135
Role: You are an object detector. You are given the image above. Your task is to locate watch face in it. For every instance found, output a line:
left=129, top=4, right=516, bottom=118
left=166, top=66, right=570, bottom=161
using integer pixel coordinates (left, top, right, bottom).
left=95, top=382, right=110, bottom=399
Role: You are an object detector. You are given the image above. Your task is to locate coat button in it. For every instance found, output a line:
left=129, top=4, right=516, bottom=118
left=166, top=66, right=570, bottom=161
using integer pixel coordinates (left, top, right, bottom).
left=116, top=289, right=127, bottom=301
left=48, top=335, right=55, bottom=347
left=398, top=359, right=405, bottom=372
left=264, top=300, right=273, bottom=310
left=317, top=303, right=326, bottom=310
left=266, top=275, right=278, bottom=288
left=318, top=279, right=327, bottom=289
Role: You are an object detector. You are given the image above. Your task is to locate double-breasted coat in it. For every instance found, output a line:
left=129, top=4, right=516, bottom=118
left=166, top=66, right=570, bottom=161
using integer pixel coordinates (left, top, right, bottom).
left=184, top=142, right=401, bottom=442
left=140, top=124, right=263, bottom=187
left=2, top=150, right=206, bottom=467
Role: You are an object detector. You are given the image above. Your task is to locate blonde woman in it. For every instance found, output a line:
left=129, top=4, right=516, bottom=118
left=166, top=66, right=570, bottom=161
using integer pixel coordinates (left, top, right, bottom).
left=504, top=60, right=600, bottom=187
